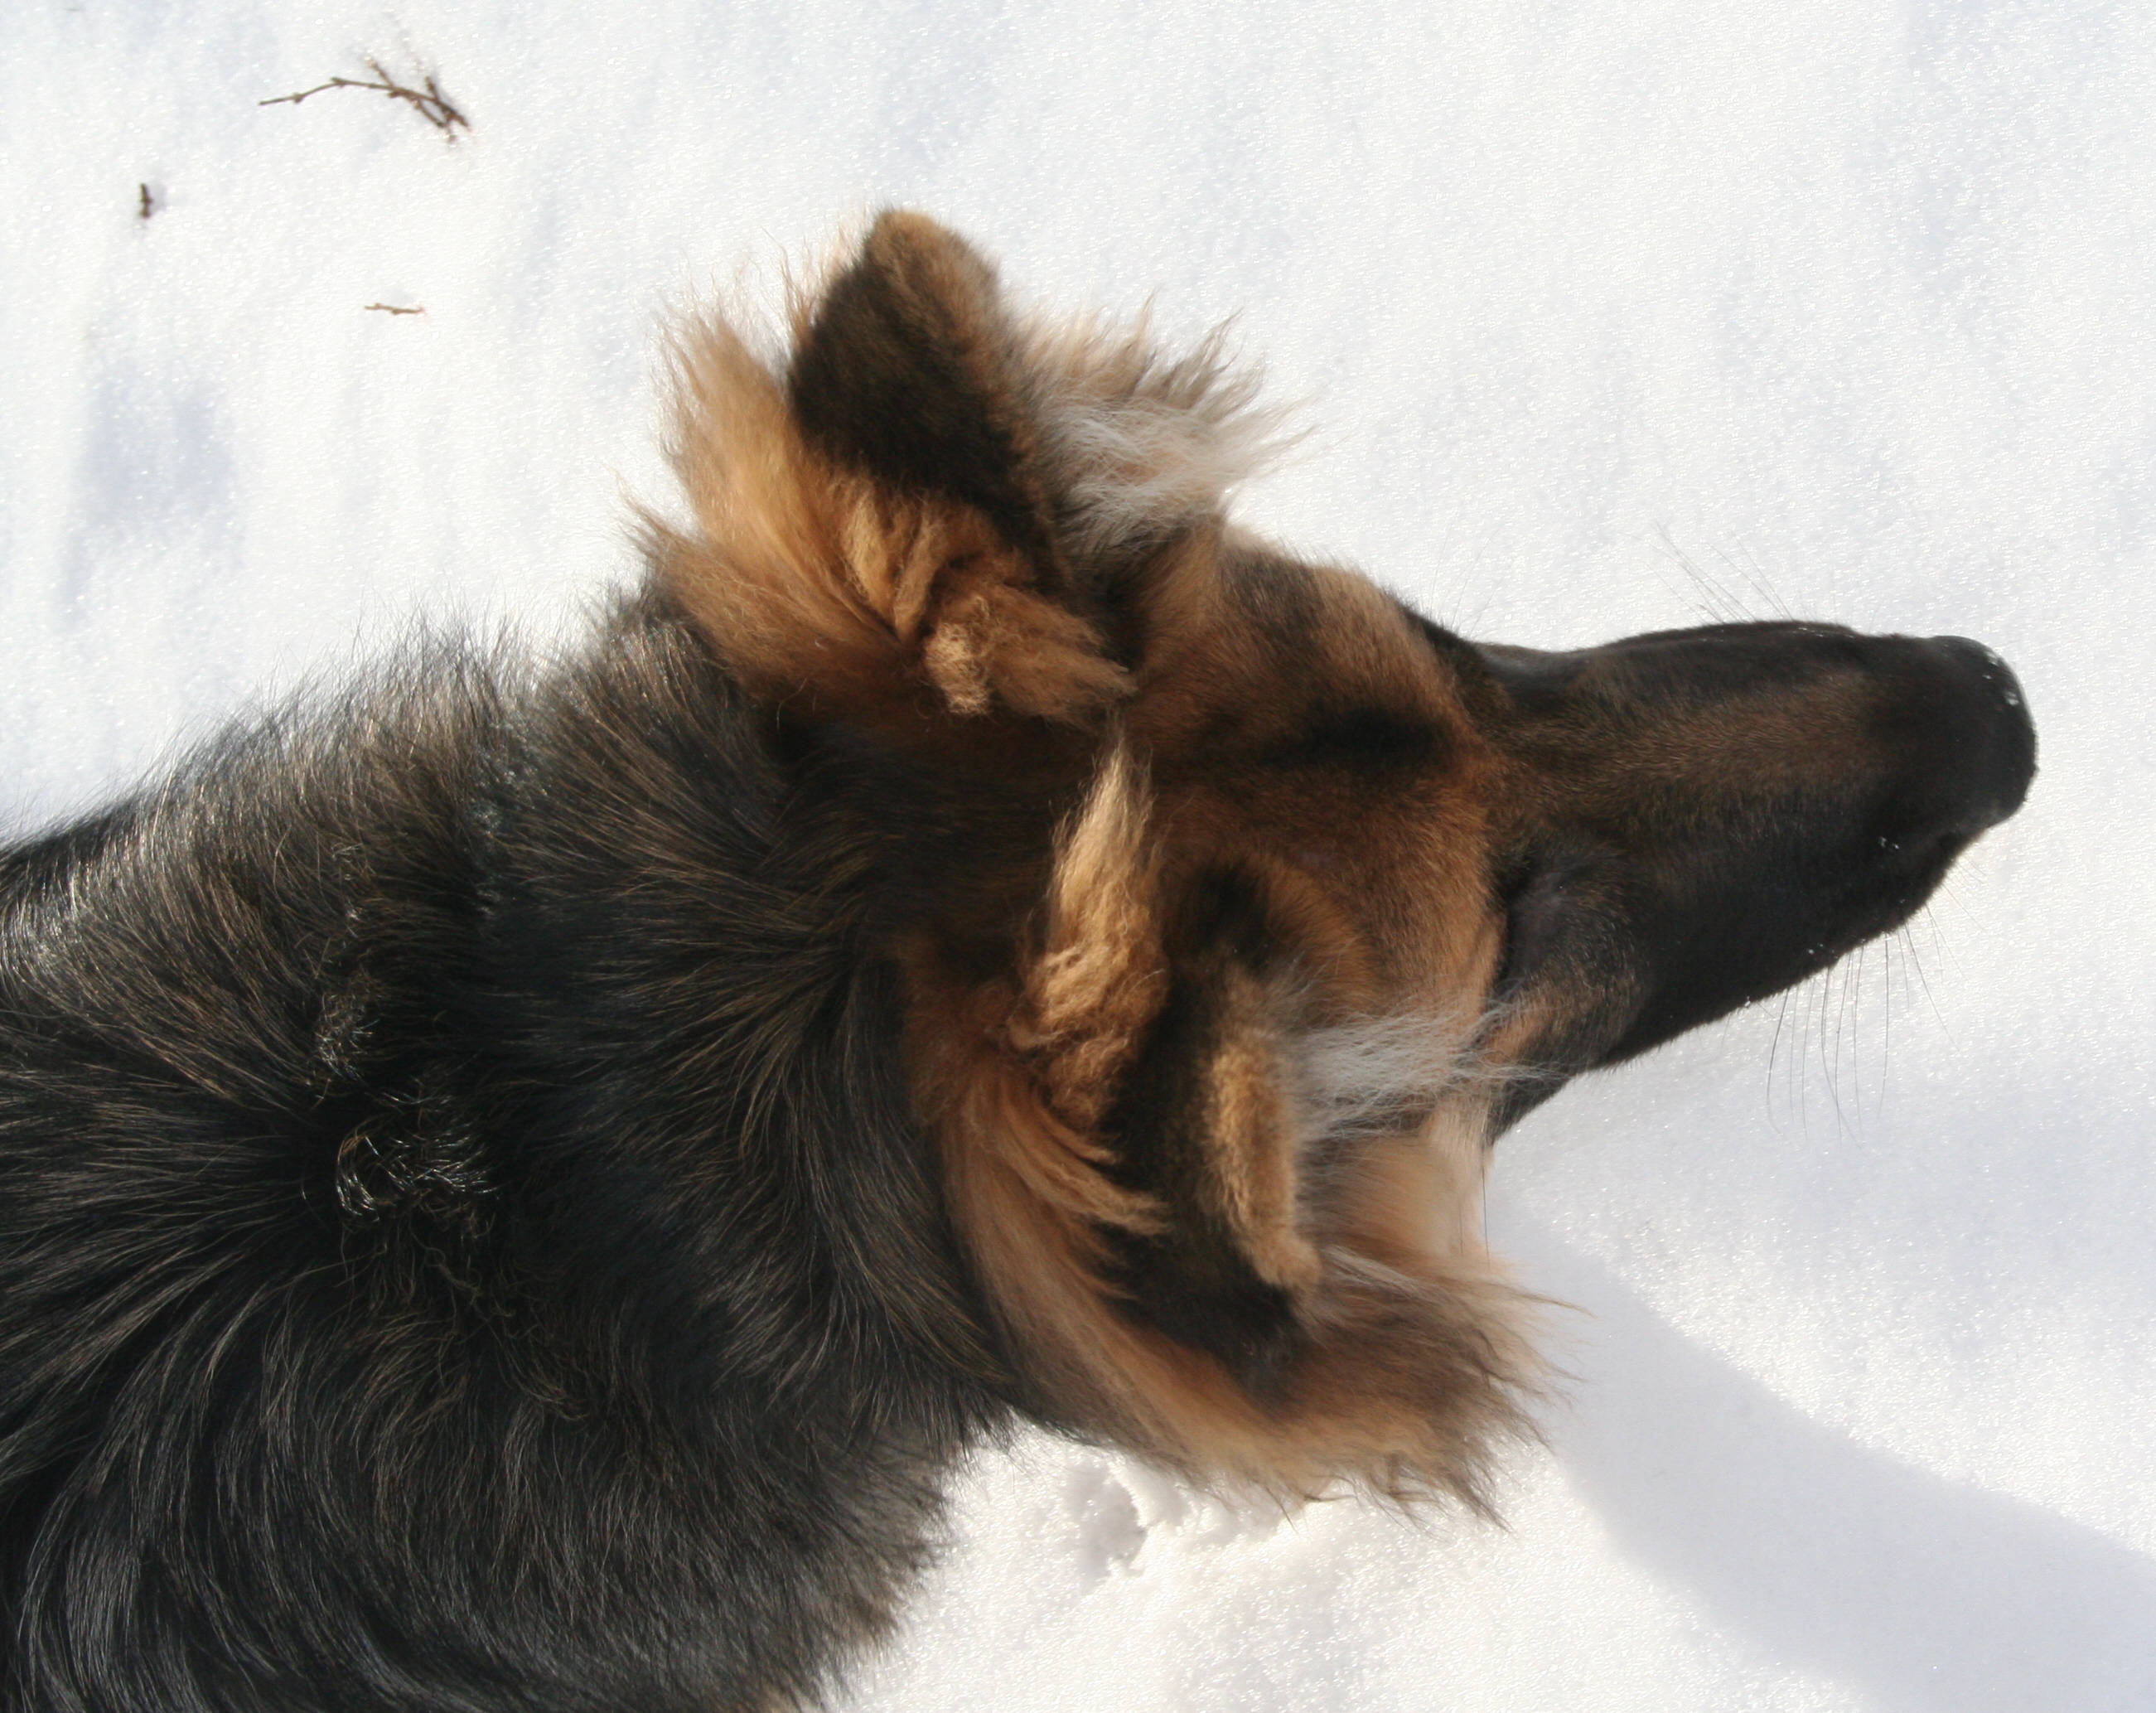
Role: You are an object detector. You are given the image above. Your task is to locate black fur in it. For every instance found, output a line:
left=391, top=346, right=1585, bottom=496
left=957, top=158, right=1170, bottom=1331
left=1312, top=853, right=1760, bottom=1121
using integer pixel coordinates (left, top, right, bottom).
left=0, top=594, right=1007, bottom=1713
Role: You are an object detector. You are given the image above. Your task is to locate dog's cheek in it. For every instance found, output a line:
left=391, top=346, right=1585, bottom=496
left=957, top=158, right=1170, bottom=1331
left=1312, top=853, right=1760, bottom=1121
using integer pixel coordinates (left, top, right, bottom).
left=1478, top=925, right=1656, bottom=1127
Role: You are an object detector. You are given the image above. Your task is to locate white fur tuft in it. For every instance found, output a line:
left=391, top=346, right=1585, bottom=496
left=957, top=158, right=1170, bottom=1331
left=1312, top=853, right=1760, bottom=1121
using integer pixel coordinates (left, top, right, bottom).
left=1291, top=1009, right=1489, bottom=1142
left=1018, top=312, right=1298, bottom=564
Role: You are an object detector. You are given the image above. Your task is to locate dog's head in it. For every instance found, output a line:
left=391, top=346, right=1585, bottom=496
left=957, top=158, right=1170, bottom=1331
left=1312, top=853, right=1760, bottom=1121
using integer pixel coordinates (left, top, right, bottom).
left=649, top=213, right=2035, bottom=1503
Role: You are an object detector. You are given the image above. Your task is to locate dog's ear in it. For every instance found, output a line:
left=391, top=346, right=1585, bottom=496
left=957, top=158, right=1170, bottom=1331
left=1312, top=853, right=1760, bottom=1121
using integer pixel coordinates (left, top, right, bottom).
left=918, top=778, right=1536, bottom=1500
left=650, top=212, right=1129, bottom=725
left=1092, top=891, right=1322, bottom=1394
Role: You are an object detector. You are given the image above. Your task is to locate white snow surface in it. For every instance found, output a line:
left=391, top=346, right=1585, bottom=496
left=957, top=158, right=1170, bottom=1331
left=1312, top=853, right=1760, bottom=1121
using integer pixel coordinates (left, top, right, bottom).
left=4, top=2, right=2153, bottom=1708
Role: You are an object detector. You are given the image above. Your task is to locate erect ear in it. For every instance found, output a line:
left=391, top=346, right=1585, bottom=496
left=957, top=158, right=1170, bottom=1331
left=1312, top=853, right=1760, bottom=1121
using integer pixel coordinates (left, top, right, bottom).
left=786, top=212, right=1066, bottom=585
left=1082, top=873, right=1322, bottom=1381
left=650, top=211, right=1129, bottom=725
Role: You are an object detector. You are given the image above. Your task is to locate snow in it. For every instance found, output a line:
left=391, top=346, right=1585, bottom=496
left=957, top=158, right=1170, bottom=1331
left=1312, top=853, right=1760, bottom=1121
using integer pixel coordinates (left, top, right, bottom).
left=4, top=2, right=2152, bottom=1706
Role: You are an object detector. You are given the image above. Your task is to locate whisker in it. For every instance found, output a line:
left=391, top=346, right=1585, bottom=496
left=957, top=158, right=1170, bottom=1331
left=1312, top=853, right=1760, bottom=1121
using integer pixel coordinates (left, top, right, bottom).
left=1905, top=907, right=1953, bottom=1040
left=1815, top=961, right=1849, bottom=1135
left=1654, top=524, right=1752, bottom=625
left=1879, top=930, right=1894, bottom=1102
left=1722, top=536, right=1799, bottom=622
left=1767, top=988, right=1796, bottom=1130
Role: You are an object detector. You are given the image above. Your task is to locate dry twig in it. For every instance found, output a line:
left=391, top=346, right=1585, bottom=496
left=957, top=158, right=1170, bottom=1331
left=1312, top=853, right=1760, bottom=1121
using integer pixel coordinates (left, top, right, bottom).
left=364, top=303, right=426, bottom=317
left=138, top=183, right=155, bottom=220
left=260, top=60, right=468, bottom=135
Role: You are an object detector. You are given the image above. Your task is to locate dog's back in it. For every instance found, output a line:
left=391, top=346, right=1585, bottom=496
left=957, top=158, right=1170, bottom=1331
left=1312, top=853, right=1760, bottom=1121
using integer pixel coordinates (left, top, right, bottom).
left=0, top=604, right=1003, bottom=1711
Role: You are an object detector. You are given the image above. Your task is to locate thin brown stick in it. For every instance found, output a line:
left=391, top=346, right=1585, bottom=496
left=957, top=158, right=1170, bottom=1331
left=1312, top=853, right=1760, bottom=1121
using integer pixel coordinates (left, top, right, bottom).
left=138, top=183, right=154, bottom=220
left=364, top=303, right=426, bottom=317
left=260, top=60, right=468, bottom=135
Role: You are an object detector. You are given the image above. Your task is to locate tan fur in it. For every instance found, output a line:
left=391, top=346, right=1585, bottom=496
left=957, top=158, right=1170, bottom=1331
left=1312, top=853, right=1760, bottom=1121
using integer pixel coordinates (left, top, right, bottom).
left=1192, top=966, right=1324, bottom=1293
left=1013, top=743, right=1168, bottom=1125
left=648, top=243, right=1131, bottom=727
left=906, top=735, right=1535, bottom=1503
left=667, top=211, right=1541, bottom=1507
left=649, top=317, right=882, bottom=704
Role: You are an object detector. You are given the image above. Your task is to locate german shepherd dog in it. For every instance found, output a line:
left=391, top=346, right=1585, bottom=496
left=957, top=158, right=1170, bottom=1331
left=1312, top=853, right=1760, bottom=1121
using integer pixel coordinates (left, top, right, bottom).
left=0, top=214, right=2033, bottom=1711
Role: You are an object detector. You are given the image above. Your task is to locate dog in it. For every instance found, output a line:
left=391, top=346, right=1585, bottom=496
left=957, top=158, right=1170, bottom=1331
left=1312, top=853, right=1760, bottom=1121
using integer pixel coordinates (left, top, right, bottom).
left=0, top=212, right=2034, bottom=1711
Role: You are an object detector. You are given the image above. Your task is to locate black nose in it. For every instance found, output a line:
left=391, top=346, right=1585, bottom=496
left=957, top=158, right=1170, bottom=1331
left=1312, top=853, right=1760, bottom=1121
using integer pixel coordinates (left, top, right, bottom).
left=1926, top=636, right=2037, bottom=832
